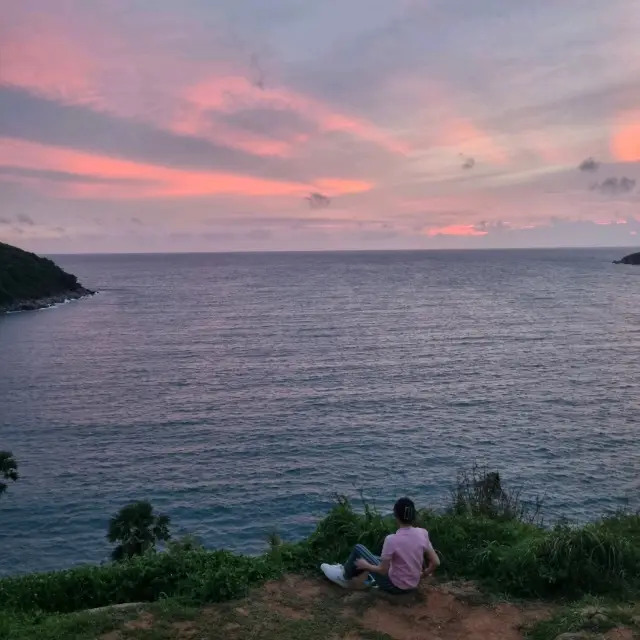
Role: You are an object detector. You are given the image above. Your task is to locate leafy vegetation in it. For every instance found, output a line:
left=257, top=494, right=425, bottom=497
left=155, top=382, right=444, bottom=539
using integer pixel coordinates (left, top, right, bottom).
left=107, top=501, right=172, bottom=561
left=528, top=598, right=640, bottom=639
left=295, top=493, right=640, bottom=599
left=451, top=465, right=544, bottom=524
left=0, top=241, right=92, bottom=310
left=0, top=451, right=18, bottom=496
left=1, top=469, right=639, bottom=638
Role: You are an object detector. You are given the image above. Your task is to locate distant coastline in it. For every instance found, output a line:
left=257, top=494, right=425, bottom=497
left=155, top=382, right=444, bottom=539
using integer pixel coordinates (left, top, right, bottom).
left=0, top=242, right=95, bottom=314
left=613, top=250, right=640, bottom=265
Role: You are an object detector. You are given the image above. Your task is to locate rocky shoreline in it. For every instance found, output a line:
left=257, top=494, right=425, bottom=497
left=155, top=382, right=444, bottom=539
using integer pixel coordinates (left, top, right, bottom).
left=0, top=287, right=96, bottom=314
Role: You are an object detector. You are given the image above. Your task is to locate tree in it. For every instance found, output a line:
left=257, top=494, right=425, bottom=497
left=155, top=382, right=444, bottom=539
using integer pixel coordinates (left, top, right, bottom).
left=0, top=451, right=18, bottom=496
left=107, top=501, right=171, bottom=561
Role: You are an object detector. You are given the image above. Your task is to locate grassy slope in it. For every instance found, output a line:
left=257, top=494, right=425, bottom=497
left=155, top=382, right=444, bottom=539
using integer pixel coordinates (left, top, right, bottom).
left=1, top=497, right=639, bottom=639
left=0, top=241, right=87, bottom=307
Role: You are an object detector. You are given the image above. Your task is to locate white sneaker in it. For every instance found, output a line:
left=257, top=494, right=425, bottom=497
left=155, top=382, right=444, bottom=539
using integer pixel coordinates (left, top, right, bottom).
left=320, top=563, right=348, bottom=588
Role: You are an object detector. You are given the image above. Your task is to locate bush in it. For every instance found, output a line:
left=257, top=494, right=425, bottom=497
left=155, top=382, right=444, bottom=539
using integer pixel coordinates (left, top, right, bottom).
left=0, top=549, right=285, bottom=614
left=1, top=471, right=639, bottom=616
left=107, top=501, right=171, bottom=561
left=0, top=452, right=18, bottom=496
left=450, top=465, right=544, bottom=524
left=495, top=520, right=640, bottom=597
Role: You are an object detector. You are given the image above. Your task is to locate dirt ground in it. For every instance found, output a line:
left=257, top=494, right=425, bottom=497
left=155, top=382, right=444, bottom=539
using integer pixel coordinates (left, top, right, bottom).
left=96, top=576, right=637, bottom=640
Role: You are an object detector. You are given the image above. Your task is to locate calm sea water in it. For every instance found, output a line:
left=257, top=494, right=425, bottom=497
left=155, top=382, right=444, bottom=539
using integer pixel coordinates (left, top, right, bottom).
left=1, top=249, right=639, bottom=575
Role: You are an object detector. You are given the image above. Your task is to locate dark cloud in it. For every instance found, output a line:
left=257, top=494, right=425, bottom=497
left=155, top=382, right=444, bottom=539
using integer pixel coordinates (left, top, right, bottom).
left=131, top=217, right=144, bottom=225
left=16, top=213, right=35, bottom=226
left=578, top=157, right=599, bottom=172
left=0, top=217, right=11, bottom=225
left=592, top=176, right=636, bottom=196
left=218, top=106, right=316, bottom=141
left=0, top=85, right=305, bottom=181
left=461, top=156, right=476, bottom=170
left=305, top=192, right=331, bottom=209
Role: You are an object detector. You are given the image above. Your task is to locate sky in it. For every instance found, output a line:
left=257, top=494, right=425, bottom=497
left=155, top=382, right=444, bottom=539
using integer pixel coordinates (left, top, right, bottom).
left=1, top=0, right=640, bottom=253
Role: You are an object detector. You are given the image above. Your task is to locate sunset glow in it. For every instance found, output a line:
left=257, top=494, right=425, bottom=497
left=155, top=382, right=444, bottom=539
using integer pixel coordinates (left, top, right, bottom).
left=1, top=0, right=640, bottom=252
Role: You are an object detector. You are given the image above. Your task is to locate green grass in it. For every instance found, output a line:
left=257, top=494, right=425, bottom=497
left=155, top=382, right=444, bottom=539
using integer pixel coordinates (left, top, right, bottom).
left=1, top=471, right=639, bottom=637
left=1, top=501, right=639, bottom=616
left=294, top=496, right=640, bottom=599
left=0, top=575, right=394, bottom=639
left=526, top=598, right=640, bottom=639
left=0, top=549, right=285, bottom=614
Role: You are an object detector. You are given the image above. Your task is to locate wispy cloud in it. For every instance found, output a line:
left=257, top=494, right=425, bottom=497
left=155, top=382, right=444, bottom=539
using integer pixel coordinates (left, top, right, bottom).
left=2, top=0, right=640, bottom=251
left=16, top=213, right=35, bottom=226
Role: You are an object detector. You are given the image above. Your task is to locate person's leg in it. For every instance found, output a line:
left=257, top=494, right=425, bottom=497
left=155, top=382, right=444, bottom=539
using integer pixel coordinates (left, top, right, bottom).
left=343, top=544, right=380, bottom=588
left=371, top=573, right=407, bottom=594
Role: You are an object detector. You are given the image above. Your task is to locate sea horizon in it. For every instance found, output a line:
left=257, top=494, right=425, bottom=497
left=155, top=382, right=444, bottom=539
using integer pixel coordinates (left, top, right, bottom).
left=39, top=244, right=640, bottom=258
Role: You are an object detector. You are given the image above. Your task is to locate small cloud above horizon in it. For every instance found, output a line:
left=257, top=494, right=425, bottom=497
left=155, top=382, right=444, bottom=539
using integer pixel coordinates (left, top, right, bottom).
left=16, top=213, right=35, bottom=226
left=305, top=192, right=331, bottom=209
left=592, top=176, right=636, bottom=196
left=461, top=156, right=476, bottom=170
left=578, top=157, right=600, bottom=172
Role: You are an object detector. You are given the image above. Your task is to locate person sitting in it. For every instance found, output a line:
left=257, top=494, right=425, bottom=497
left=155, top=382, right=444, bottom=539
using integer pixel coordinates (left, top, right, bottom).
left=321, top=497, right=440, bottom=593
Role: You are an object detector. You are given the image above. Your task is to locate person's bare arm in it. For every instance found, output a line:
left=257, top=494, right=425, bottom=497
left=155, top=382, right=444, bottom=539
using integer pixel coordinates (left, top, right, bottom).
left=355, top=557, right=391, bottom=576
left=422, top=546, right=440, bottom=577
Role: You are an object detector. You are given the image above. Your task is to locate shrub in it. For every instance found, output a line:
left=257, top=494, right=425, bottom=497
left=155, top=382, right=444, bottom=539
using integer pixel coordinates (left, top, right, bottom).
left=1, top=469, right=639, bottom=617
left=450, top=464, right=544, bottom=524
left=0, top=549, right=285, bottom=614
left=0, top=452, right=18, bottom=497
left=107, top=501, right=171, bottom=561
left=494, top=521, right=640, bottom=597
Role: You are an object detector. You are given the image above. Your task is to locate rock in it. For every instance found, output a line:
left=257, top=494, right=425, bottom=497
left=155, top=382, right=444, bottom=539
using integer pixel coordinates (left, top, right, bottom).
left=85, top=602, right=145, bottom=614
left=437, top=581, right=482, bottom=601
left=0, top=241, right=95, bottom=313
left=581, top=606, right=609, bottom=624
left=613, top=251, right=640, bottom=265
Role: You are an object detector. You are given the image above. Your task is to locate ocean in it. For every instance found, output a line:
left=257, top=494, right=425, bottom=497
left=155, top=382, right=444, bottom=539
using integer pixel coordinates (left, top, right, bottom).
left=1, top=249, right=639, bottom=576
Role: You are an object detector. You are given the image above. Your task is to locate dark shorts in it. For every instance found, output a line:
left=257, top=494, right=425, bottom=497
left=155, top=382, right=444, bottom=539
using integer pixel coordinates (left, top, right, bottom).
left=343, top=543, right=414, bottom=595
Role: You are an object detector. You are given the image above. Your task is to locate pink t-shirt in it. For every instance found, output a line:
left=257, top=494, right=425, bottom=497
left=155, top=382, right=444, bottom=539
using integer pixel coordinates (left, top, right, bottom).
left=381, top=526, right=433, bottom=590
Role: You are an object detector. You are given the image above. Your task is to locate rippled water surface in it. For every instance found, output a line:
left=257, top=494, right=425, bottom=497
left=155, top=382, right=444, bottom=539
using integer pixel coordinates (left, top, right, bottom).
left=1, top=249, right=639, bottom=575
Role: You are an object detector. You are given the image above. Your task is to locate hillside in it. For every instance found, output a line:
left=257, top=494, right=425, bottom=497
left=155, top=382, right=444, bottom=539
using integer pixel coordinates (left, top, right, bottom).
left=1, top=469, right=640, bottom=639
left=613, top=251, right=640, bottom=265
left=0, top=242, right=94, bottom=313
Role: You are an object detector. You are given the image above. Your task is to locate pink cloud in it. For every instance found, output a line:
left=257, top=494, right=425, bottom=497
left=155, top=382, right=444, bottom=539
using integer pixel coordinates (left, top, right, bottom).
left=424, top=224, right=488, bottom=237
left=0, top=14, right=96, bottom=104
left=0, top=138, right=373, bottom=200
left=176, top=75, right=410, bottom=157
